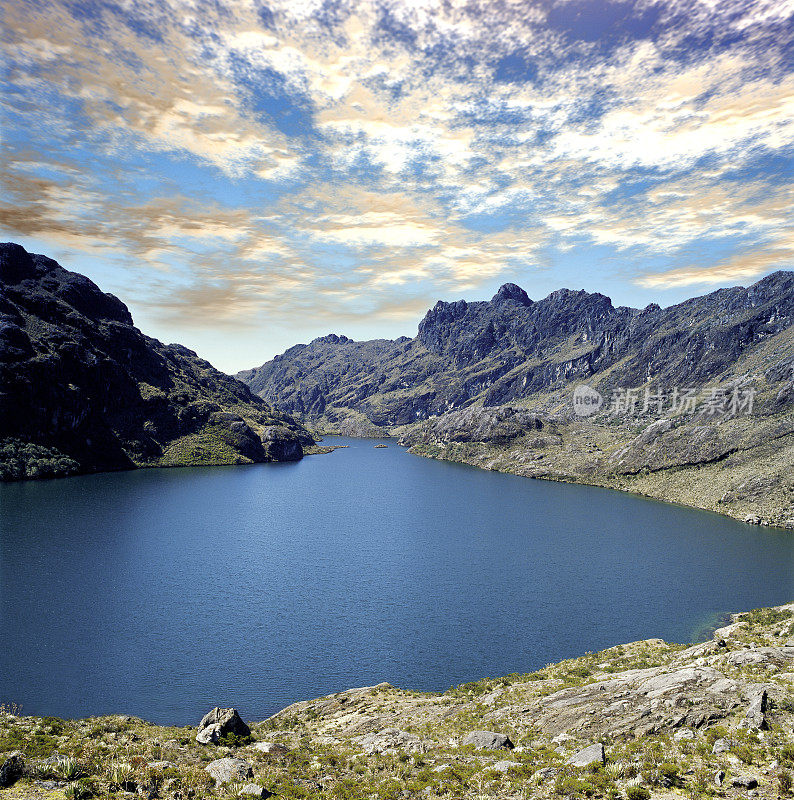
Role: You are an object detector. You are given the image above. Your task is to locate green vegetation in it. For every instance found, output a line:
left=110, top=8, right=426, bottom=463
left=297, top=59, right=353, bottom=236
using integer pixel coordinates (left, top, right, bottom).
left=740, top=607, right=794, bottom=627
left=1, top=604, right=792, bottom=799
left=157, top=425, right=251, bottom=467
left=0, top=439, right=80, bottom=480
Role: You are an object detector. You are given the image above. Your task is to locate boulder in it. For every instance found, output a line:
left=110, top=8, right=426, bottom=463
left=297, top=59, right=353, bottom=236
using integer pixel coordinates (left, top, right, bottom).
left=462, top=730, right=514, bottom=751
left=196, top=723, right=223, bottom=744
left=205, top=757, right=254, bottom=785
left=197, top=707, right=250, bottom=744
left=731, top=776, right=759, bottom=789
left=743, top=690, right=768, bottom=730
left=358, top=729, right=427, bottom=755
left=567, top=743, right=606, bottom=767
left=712, top=738, right=730, bottom=754
left=238, top=784, right=272, bottom=798
left=0, top=751, right=24, bottom=787
left=251, top=741, right=290, bottom=755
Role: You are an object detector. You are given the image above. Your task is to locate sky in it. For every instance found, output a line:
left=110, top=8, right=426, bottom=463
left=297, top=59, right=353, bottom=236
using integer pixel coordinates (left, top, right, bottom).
left=1, top=0, right=793, bottom=373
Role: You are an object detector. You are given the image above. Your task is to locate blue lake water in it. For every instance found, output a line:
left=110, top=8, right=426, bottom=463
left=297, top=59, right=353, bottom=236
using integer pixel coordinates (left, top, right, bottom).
left=1, top=436, right=792, bottom=725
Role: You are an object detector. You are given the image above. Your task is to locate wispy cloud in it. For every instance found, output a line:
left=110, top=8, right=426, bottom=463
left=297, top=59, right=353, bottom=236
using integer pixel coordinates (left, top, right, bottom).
left=1, top=0, right=793, bottom=369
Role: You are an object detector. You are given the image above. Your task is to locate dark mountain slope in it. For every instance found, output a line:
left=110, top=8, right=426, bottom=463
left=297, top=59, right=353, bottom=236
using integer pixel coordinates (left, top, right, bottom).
left=0, top=243, right=312, bottom=480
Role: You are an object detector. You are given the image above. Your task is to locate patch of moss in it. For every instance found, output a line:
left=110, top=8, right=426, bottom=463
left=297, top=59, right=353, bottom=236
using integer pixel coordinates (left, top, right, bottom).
left=156, top=425, right=252, bottom=467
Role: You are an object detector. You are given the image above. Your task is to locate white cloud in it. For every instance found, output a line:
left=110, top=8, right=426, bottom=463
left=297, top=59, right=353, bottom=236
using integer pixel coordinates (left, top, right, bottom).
left=2, top=0, right=793, bottom=333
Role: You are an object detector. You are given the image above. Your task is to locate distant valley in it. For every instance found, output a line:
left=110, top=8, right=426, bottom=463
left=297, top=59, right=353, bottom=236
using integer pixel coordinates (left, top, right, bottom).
left=239, top=275, right=794, bottom=527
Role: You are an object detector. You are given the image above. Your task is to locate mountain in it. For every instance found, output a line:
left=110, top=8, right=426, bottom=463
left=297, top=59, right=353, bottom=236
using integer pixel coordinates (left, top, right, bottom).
left=239, top=275, right=794, bottom=428
left=0, top=243, right=313, bottom=481
left=239, top=274, right=794, bottom=526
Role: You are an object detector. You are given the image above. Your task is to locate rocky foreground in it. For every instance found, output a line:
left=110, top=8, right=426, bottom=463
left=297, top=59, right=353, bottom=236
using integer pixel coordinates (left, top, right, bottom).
left=2, top=605, right=793, bottom=800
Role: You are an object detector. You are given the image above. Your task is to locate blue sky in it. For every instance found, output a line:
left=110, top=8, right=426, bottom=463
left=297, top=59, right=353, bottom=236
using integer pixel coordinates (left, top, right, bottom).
left=2, top=0, right=793, bottom=372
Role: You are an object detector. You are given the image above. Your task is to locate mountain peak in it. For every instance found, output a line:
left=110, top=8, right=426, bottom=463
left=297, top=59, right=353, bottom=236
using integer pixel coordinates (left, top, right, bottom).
left=312, top=334, right=353, bottom=346
left=0, top=241, right=38, bottom=284
left=492, top=283, right=532, bottom=306
left=1, top=242, right=134, bottom=326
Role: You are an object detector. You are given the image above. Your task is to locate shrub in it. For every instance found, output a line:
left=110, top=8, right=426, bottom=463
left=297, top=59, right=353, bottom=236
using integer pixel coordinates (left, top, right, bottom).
left=569, top=666, right=592, bottom=678
left=64, top=780, right=93, bottom=800
left=704, top=725, right=728, bottom=746
left=218, top=732, right=252, bottom=747
left=659, top=762, right=680, bottom=785
left=108, top=761, right=134, bottom=789
left=742, top=608, right=793, bottom=627
left=60, top=758, right=83, bottom=781
left=555, top=775, right=588, bottom=797
left=734, top=744, right=754, bottom=765
left=626, top=787, right=651, bottom=800
left=780, top=770, right=793, bottom=795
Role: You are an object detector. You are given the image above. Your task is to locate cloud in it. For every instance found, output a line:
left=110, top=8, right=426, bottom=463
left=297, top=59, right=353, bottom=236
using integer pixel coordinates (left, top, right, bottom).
left=636, top=234, right=794, bottom=288
left=1, top=0, right=793, bottom=351
left=2, top=0, right=306, bottom=178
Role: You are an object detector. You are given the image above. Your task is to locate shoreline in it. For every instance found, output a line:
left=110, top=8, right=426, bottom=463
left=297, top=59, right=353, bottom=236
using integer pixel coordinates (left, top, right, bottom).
left=5, top=431, right=791, bottom=532
left=398, top=440, right=794, bottom=531
left=2, top=604, right=792, bottom=799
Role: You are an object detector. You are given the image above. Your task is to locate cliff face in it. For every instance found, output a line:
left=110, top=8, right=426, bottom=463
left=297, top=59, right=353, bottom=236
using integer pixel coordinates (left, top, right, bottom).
left=239, top=273, right=794, bottom=429
left=0, top=243, right=312, bottom=480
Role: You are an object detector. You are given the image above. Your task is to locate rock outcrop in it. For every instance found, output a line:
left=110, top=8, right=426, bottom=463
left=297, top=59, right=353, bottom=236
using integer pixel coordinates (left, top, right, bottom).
left=240, top=272, right=794, bottom=430
left=197, top=707, right=251, bottom=744
left=0, top=243, right=313, bottom=480
left=0, top=751, right=24, bottom=787
left=205, top=757, right=254, bottom=785
left=567, top=743, right=605, bottom=767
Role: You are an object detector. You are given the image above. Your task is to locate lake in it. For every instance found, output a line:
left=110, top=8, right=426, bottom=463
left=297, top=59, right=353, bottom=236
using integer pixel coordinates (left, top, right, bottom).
left=1, top=436, right=792, bottom=725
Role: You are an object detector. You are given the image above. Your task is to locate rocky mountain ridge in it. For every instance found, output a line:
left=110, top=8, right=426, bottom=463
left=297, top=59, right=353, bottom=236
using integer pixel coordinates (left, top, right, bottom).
left=0, top=243, right=313, bottom=480
left=239, top=272, right=794, bottom=428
